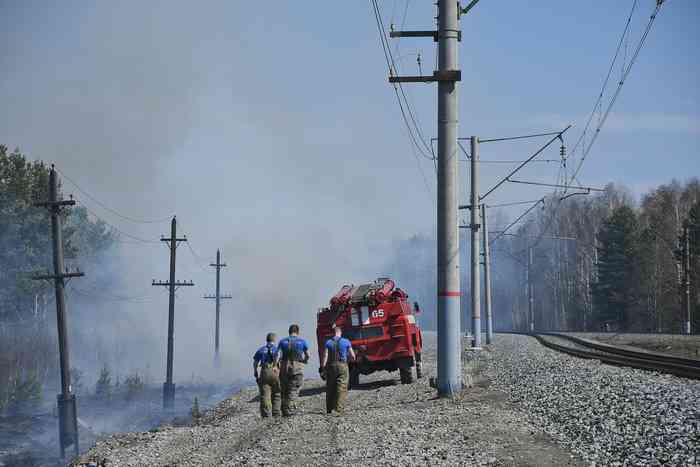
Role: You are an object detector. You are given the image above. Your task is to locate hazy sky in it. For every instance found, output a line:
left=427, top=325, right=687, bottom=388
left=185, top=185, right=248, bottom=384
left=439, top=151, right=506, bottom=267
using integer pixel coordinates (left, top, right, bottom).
left=1, top=1, right=698, bottom=380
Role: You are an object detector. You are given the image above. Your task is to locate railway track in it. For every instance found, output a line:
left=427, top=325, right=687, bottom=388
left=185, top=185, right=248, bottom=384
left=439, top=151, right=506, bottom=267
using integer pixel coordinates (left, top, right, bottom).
left=530, top=332, right=700, bottom=380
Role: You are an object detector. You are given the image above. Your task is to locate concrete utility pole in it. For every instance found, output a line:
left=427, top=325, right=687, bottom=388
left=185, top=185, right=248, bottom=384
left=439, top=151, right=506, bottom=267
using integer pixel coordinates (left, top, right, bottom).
left=204, top=249, right=232, bottom=367
left=152, top=216, right=194, bottom=409
left=32, top=166, right=84, bottom=459
left=682, top=223, right=691, bottom=335
left=528, top=246, right=535, bottom=333
left=481, top=204, right=493, bottom=344
left=470, top=136, right=481, bottom=348
left=389, top=0, right=478, bottom=397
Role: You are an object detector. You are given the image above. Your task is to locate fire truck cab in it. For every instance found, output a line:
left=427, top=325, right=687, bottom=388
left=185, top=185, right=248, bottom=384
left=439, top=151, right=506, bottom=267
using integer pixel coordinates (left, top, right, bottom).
left=316, top=278, right=423, bottom=387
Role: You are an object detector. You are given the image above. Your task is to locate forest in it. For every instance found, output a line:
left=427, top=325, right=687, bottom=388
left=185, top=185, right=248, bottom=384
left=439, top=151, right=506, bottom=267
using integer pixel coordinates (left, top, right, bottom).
left=386, top=179, right=699, bottom=335
left=490, top=179, right=700, bottom=333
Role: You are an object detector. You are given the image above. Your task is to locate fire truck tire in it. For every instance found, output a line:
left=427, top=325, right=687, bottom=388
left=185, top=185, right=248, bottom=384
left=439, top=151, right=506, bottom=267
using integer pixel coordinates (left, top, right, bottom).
left=416, top=361, right=423, bottom=379
left=349, top=369, right=360, bottom=389
left=415, top=353, right=423, bottom=379
left=399, top=367, right=414, bottom=384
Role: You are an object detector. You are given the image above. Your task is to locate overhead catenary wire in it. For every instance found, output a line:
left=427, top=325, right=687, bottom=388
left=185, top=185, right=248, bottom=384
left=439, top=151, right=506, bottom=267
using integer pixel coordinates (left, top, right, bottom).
left=489, top=198, right=545, bottom=245
left=568, top=0, right=664, bottom=185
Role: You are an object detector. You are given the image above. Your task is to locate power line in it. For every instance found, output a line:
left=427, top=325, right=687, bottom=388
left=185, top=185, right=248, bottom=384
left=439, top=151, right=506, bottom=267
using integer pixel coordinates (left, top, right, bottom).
left=569, top=0, right=664, bottom=184
left=175, top=219, right=213, bottom=273
left=55, top=167, right=171, bottom=224
left=371, top=0, right=435, bottom=161
left=77, top=202, right=159, bottom=244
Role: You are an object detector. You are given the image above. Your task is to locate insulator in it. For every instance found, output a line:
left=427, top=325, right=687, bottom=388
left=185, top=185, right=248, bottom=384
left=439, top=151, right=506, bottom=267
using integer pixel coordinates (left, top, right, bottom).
left=560, top=145, right=567, bottom=158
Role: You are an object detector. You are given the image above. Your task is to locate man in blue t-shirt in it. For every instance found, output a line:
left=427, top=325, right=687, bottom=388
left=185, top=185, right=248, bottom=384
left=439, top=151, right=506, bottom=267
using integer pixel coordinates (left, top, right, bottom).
left=253, top=332, right=281, bottom=417
left=277, top=324, right=310, bottom=416
left=321, top=326, right=356, bottom=414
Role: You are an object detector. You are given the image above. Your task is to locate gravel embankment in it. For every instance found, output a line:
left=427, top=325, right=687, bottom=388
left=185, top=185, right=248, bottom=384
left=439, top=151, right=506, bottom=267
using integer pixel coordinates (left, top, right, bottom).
left=481, top=334, right=700, bottom=466
left=76, top=333, right=581, bottom=466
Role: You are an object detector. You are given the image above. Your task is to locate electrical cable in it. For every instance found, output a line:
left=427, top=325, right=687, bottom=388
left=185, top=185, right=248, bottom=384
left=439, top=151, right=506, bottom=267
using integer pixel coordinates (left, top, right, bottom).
left=490, top=198, right=544, bottom=245
left=175, top=219, right=213, bottom=274
left=371, top=0, right=435, bottom=161
left=76, top=202, right=160, bottom=244
left=55, top=167, right=171, bottom=224
left=569, top=0, right=663, bottom=184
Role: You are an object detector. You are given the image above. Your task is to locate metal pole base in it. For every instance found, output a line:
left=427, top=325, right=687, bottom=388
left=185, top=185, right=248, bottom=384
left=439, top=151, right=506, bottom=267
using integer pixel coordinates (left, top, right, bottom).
left=163, top=382, right=176, bottom=410
left=214, top=352, right=221, bottom=369
left=57, top=393, right=79, bottom=458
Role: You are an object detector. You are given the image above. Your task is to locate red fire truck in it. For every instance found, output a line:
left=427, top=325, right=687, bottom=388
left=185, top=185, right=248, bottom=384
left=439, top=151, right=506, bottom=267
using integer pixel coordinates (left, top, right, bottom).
left=316, top=278, right=423, bottom=387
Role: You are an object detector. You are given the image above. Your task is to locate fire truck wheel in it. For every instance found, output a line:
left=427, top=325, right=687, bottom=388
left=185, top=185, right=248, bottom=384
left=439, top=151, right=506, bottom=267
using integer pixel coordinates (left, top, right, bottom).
left=349, top=369, right=360, bottom=389
left=415, top=353, right=423, bottom=379
left=399, top=367, right=414, bottom=384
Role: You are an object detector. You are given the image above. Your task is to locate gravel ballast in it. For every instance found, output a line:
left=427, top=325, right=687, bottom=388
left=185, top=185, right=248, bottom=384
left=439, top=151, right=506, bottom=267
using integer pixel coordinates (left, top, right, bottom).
left=76, top=333, right=580, bottom=466
left=481, top=334, right=700, bottom=466
left=76, top=333, right=699, bottom=466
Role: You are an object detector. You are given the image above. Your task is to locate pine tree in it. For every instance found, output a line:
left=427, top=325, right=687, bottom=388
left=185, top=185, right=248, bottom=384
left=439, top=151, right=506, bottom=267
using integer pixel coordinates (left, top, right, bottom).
left=594, top=206, right=642, bottom=330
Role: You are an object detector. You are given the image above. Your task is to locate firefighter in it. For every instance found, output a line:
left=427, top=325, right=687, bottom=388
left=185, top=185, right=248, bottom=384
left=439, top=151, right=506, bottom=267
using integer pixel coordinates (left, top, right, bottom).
left=321, top=325, right=356, bottom=414
left=278, top=324, right=310, bottom=417
left=253, top=332, right=281, bottom=418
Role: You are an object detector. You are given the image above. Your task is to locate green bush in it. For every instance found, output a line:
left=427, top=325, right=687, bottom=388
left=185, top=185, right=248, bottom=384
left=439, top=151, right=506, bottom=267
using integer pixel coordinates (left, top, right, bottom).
left=124, top=372, right=145, bottom=400
left=1, top=369, right=42, bottom=412
left=95, top=366, right=112, bottom=400
left=191, top=397, right=201, bottom=424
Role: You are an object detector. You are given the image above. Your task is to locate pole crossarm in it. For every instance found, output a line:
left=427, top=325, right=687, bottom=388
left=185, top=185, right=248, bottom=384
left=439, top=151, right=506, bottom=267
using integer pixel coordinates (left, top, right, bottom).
left=480, top=124, right=572, bottom=201
left=507, top=179, right=606, bottom=191
left=389, top=30, right=440, bottom=41
left=32, top=271, right=85, bottom=281
left=152, top=280, right=194, bottom=287
left=204, top=294, right=232, bottom=299
left=389, top=70, right=461, bottom=83
left=34, top=199, right=76, bottom=209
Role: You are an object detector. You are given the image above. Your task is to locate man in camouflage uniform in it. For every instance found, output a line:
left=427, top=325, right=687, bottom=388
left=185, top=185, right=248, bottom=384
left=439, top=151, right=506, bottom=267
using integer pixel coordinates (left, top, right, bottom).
left=277, top=324, right=310, bottom=417
left=321, top=326, right=355, bottom=414
left=253, top=332, right=281, bottom=418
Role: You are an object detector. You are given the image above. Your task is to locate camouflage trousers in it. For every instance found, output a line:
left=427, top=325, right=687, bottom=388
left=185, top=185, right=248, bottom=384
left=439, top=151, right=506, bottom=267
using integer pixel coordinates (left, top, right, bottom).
left=258, top=366, right=281, bottom=418
left=325, top=362, right=349, bottom=414
left=279, top=361, right=304, bottom=416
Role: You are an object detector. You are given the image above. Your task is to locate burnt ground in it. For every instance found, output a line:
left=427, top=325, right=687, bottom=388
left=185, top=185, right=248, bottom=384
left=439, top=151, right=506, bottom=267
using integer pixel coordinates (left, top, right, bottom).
left=74, top=333, right=583, bottom=466
left=0, top=383, right=236, bottom=467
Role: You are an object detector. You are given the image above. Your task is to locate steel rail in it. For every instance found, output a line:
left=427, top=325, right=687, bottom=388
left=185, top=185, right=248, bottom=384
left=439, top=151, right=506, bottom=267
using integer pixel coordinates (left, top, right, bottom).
left=532, top=333, right=700, bottom=380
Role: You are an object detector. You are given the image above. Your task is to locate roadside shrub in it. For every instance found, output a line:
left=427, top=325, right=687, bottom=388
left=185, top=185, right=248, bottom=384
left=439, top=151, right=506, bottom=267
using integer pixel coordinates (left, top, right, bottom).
left=95, top=366, right=112, bottom=400
left=1, top=369, right=42, bottom=413
left=191, top=397, right=201, bottom=424
left=124, top=372, right=145, bottom=400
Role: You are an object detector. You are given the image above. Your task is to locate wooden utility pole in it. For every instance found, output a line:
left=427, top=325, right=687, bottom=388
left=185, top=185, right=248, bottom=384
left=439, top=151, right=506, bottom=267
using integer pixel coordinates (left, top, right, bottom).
left=204, top=249, right=232, bottom=367
left=152, top=216, right=193, bottom=409
left=33, top=165, right=84, bottom=459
